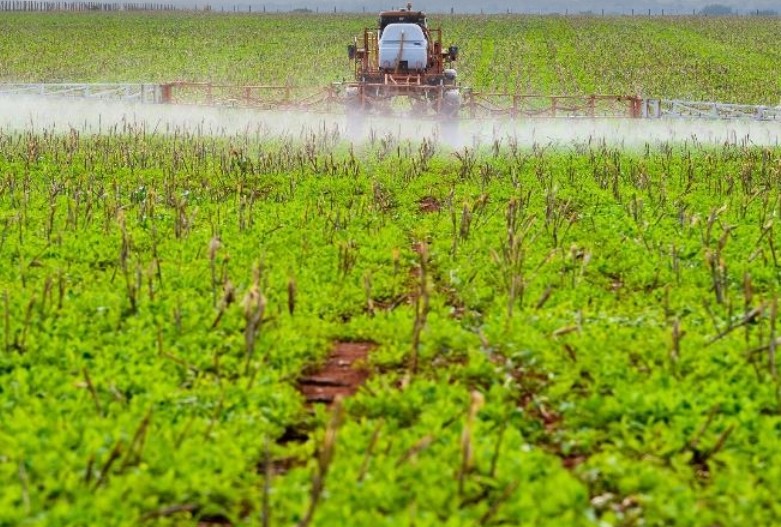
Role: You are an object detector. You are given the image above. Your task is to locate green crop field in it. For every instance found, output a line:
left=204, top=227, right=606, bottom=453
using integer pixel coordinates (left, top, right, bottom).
left=2, top=11, right=781, bottom=527
left=1, top=13, right=781, bottom=103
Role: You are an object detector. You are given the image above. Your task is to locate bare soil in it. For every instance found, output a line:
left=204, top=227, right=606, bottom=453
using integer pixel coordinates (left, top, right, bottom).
left=417, top=196, right=441, bottom=213
left=297, top=341, right=376, bottom=405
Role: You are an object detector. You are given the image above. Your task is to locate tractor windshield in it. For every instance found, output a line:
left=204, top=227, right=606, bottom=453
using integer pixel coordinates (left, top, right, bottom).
left=379, top=12, right=427, bottom=34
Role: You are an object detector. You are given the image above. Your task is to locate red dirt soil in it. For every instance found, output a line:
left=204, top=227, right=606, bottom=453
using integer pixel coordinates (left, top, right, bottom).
left=417, top=196, right=441, bottom=213
left=297, top=341, right=376, bottom=405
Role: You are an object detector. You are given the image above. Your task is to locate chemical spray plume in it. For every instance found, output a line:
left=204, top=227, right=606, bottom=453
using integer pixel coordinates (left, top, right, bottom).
left=0, top=96, right=779, bottom=149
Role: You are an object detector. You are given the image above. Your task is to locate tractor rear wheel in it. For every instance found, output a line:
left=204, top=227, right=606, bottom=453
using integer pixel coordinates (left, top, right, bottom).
left=440, top=89, right=461, bottom=120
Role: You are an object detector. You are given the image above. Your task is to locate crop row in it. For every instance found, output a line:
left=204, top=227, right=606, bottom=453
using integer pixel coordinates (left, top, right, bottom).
left=2, top=127, right=781, bottom=524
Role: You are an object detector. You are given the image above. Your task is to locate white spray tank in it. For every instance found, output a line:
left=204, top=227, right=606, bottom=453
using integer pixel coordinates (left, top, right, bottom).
left=378, top=23, right=428, bottom=71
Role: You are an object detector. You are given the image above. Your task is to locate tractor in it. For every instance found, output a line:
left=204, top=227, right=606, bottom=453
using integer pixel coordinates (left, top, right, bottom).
left=345, top=3, right=461, bottom=118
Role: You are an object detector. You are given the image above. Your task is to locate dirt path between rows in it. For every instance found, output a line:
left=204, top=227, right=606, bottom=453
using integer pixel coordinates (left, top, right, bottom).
left=297, top=341, right=376, bottom=405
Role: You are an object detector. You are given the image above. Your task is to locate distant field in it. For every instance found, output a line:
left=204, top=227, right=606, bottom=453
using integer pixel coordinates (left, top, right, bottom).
left=1, top=13, right=780, bottom=103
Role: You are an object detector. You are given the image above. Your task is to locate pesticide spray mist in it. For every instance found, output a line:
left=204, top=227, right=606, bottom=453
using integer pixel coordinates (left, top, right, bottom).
left=1, top=95, right=780, bottom=149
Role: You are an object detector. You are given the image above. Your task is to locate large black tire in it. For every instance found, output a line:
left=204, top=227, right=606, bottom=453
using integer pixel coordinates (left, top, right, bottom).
left=344, top=90, right=367, bottom=140
left=440, top=89, right=461, bottom=120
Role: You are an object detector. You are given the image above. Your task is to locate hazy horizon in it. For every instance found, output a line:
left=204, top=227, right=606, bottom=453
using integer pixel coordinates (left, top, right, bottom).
left=7, top=0, right=781, bottom=14
left=176, top=0, right=781, bottom=14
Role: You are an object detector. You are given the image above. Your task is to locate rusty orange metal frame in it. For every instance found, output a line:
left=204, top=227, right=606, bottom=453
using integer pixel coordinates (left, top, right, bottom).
left=159, top=82, right=343, bottom=111
left=462, top=93, right=644, bottom=119
left=353, top=26, right=448, bottom=78
left=158, top=81, right=644, bottom=120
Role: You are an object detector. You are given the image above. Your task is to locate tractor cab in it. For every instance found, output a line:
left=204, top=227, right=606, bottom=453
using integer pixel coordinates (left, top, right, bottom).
left=345, top=3, right=461, bottom=119
left=376, top=3, right=431, bottom=72
left=378, top=3, right=428, bottom=37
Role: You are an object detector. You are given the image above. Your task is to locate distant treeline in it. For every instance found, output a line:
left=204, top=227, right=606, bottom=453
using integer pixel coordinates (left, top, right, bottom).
left=0, top=1, right=177, bottom=10
left=0, top=1, right=778, bottom=15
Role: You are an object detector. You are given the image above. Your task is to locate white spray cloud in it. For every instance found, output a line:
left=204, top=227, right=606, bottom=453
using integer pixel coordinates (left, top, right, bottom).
left=0, top=95, right=779, bottom=149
